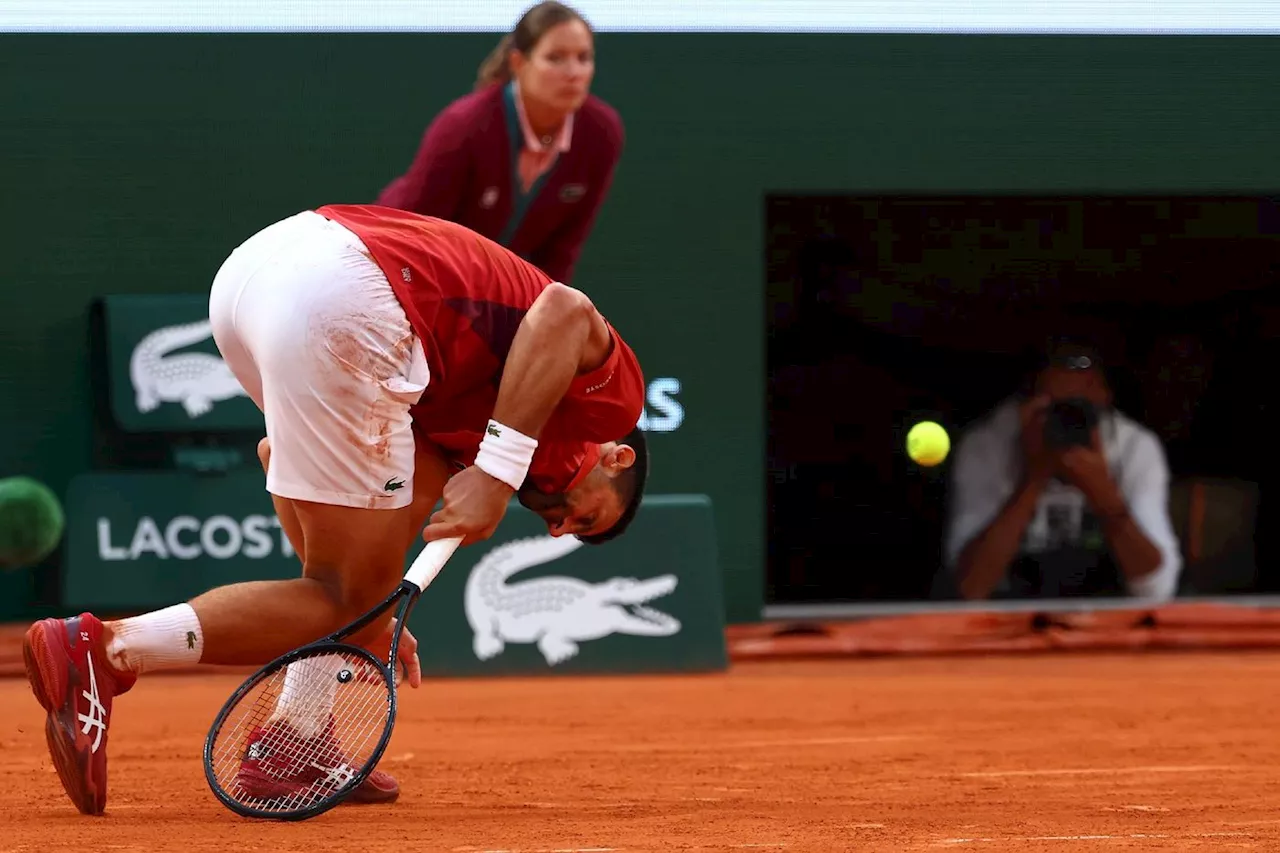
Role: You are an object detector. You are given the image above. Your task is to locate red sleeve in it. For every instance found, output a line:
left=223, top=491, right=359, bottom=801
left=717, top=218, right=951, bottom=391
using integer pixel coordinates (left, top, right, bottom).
left=542, top=322, right=645, bottom=443
left=376, top=101, right=473, bottom=217
left=530, top=110, right=624, bottom=285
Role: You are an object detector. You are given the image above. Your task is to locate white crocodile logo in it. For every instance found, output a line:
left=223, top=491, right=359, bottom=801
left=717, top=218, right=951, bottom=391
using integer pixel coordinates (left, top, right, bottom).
left=464, top=535, right=681, bottom=666
left=130, top=320, right=247, bottom=417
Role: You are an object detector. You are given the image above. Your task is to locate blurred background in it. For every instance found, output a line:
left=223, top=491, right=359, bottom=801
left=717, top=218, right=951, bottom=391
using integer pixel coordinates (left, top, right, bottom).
left=2, top=2, right=1280, bottom=632
left=767, top=196, right=1280, bottom=605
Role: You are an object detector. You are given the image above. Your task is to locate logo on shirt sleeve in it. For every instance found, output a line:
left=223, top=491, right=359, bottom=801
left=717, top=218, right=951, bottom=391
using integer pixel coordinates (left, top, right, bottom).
left=584, top=371, right=615, bottom=394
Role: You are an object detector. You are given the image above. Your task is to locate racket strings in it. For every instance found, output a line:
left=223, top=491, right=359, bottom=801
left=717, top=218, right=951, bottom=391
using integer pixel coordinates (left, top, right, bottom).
left=207, top=650, right=393, bottom=815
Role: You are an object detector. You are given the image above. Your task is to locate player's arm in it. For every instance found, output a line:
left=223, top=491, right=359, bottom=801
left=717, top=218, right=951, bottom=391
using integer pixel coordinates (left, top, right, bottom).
left=421, top=284, right=613, bottom=545
left=491, top=283, right=613, bottom=439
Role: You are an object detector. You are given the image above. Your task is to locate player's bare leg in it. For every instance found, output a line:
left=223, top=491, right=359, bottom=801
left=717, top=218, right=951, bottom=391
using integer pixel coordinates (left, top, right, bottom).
left=103, top=433, right=449, bottom=669
left=24, top=433, right=449, bottom=813
left=260, top=436, right=308, bottom=563
left=201, top=433, right=450, bottom=804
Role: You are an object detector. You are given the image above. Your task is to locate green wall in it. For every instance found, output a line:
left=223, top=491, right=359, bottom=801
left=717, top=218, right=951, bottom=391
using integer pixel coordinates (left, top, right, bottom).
left=4, top=34, right=1280, bottom=622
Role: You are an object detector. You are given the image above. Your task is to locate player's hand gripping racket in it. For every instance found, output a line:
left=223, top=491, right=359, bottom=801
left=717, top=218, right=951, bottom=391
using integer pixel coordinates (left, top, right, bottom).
left=202, top=536, right=463, bottom=821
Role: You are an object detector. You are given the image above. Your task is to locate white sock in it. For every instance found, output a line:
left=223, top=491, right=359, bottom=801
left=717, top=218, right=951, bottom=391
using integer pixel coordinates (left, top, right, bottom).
left=272, top=655, right=344, bottom=739
left=105, top=603, right=204, bottom=675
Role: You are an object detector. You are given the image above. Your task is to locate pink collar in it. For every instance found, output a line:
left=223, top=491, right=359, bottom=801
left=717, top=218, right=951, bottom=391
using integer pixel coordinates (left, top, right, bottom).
left=512, top=80, right=574, bottom=154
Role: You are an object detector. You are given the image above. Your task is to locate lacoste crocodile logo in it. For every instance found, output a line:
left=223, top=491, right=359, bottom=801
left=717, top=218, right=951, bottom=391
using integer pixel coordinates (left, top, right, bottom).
left=464, top=535, right=681, bottom=666
left=130, top=320, right=248, bottom=418
left=384, top=478, right=405, bottom=492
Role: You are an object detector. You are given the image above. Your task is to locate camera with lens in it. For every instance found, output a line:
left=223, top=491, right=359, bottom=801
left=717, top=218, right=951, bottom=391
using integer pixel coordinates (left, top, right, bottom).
left=1043, top=397, right=1098, bottom=449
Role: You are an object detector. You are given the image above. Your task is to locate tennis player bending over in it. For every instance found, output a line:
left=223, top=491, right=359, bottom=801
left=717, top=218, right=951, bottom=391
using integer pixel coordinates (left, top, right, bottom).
left=23, top=204, right=647, bottom=815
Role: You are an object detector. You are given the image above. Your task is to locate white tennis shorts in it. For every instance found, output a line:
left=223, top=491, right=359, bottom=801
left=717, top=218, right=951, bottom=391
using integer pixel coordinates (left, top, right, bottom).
left=209, top=210, right=430, bottom=510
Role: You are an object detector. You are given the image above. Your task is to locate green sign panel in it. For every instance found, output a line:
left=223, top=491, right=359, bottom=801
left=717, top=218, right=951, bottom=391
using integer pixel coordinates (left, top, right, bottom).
left=404, top=495, right=725, bottom=676
left=99, top=294, right=265, bottom=433
left=64, top=471, right=726, bottom=675
left=99, top=291, right=689, bottom=433
left=65, top=471, right=297, bottom=605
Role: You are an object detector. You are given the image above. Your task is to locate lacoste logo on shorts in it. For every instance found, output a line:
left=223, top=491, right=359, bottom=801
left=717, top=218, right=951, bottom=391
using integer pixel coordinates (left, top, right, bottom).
left=384, top=478, right=405, bottom=492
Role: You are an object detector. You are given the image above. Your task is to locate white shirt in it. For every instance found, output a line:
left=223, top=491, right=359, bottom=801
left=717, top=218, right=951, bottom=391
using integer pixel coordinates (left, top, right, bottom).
left=943, top=398, right=1183, bottom=601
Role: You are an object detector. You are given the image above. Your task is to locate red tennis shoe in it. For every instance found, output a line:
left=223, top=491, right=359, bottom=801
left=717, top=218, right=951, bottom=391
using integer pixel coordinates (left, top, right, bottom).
left=348, top=766, right=401, bottom=804
left=236, top=717, right=400, bottom=805
left=25, top=613, right=399, bottom=812
left=23, top=612, right=136, bottom=815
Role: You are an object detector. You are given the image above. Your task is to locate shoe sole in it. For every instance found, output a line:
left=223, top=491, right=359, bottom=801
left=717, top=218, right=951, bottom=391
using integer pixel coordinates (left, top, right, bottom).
left=23, top=621, right=104, bottom=816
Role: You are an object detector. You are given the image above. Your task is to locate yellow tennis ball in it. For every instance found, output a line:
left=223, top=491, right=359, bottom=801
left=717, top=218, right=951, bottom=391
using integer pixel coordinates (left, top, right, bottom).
left=906, top=421, right=950, bottom=467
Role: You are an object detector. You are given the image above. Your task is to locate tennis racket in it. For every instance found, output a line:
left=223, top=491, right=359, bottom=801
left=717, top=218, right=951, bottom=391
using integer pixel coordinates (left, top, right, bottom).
left=202, top=535, right=463, bottom=821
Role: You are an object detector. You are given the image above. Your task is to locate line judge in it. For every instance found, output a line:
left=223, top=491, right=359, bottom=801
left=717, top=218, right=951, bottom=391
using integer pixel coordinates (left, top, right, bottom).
left=377, top=1, right=624, bottom=287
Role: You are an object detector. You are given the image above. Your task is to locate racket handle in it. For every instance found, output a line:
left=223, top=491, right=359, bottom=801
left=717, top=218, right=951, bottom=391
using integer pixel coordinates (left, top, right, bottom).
left=404, top=536, right=464, bottom=591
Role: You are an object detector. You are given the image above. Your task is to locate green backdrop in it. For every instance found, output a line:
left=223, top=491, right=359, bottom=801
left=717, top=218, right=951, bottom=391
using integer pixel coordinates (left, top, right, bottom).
left=61, top=469, right=727, bottom=677
left=4, top=34, right=1280, bottom=622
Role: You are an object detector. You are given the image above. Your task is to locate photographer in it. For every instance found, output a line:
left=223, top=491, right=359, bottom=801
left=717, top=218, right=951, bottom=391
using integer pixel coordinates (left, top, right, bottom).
left=943, top=339, right=1182, bottom=601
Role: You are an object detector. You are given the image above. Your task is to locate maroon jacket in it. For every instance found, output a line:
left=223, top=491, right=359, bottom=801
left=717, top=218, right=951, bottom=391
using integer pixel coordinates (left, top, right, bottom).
left=377, top=82, right=624, bottom=285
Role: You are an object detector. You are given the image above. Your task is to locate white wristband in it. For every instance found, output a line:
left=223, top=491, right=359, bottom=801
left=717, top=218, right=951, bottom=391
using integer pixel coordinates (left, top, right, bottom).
left=474, top=420, right=539, bottom=491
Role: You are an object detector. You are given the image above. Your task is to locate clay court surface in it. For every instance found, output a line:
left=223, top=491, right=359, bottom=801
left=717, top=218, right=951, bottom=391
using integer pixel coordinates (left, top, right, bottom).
left=3, top=652, right=1279, bottom=852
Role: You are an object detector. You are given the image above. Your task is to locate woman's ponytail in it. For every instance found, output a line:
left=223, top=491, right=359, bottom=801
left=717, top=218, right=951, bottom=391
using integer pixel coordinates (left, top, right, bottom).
left=475, top=33, right=517, bottom=90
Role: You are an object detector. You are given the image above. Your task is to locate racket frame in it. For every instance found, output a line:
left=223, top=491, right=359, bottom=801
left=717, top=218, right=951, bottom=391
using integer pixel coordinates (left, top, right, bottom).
left=202, top=537, right=461, bottom=820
